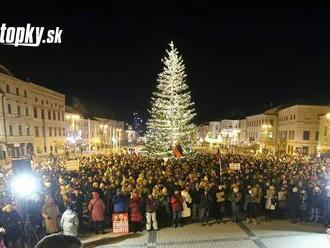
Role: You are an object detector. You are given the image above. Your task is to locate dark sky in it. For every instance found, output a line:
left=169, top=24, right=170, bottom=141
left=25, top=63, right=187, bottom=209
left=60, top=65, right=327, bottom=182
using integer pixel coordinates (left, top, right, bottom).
left=1, top=6, right=330, bottom=124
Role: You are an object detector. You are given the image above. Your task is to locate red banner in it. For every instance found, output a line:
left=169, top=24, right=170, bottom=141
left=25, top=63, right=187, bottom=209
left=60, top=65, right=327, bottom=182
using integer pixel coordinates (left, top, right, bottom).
left=112, top=213, right=129, bottom=234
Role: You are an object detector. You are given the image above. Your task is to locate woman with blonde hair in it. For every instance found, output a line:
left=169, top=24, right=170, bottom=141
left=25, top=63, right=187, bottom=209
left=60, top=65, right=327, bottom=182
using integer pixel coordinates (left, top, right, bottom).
left=41, top=196, right=61, bottom=235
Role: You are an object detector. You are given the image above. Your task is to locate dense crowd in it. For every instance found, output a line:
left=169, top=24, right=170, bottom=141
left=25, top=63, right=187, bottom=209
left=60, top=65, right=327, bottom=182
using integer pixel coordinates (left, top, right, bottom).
left=0, top=151, right=330, bottom=247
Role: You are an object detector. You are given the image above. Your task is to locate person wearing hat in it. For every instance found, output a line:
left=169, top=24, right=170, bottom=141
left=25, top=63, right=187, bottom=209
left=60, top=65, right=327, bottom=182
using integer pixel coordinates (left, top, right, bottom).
left=88, top=191, right=106, bottom=234
left=0, top=204, right=21, bottom=248
left=244, top=185, right=258, bottom=225
left=113, top=188, right=128, bottom=214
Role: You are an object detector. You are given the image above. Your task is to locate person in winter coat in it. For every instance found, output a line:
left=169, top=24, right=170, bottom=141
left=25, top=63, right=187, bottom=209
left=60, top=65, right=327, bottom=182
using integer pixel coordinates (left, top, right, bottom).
left=42, top=196, right=61, bottom=234
left=286, top=187, right=300, bottom=223
left=181, top=186, right=192, bottom=220
left=309, top=186, right=322, bottom=222
left=228, top=186, right=241, bottom=222
left=323, top=186, right=330, bottom=227
left=113, top=189, right=128, bottom=213
left=215, top=185, right=226, bottom=224
left=170, top=191, right=184, bottom=228
left=199, top=188, right=212, bottom=226
left=158, top=187, right=171, bottom=228
left=264, top=186, right=277, bottom=220
left=0, top=204, right=21, bottom=248
left=190, top=184, right=201, bottom=221
left=128, top=190, right=143, bottom=232
left=244, top=186, right=258, bottom=225
left=88, top=191, right=105, bottom=234
left=61, top=204, right=79, bottom=237
left=145, top=193, right=158, bottom=231
left=276, top=187, right=287, bottom=219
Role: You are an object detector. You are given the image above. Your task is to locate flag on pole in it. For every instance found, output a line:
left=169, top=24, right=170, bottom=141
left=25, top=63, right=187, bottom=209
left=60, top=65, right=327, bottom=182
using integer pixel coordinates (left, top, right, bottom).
left=215, top=148, right=222, bottom=180
left=173, top=143, right=183, bottom=159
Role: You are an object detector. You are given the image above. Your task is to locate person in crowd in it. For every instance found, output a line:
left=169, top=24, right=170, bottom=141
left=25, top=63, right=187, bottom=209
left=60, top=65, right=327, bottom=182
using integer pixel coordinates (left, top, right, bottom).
left=309, top=186, right=322, bottom=223
left=190, top=183, right=201, bottom=221
left=244, top=186, right=258, bottom=225
left=113, top=189, right=129, bottom=214
left=228, top=186, right=241, bottom=223
left=0, top=204, right=21, bottom=248
left=158, top=187, right=171, bottom=228
left=170, top=190, right=184, bottom=228
left=41, top=196, right=61, bottom=235
left=199, top=187, right=212, bottom=226
left=128, top=190, right=143, bottom=233
left=323, top=186, right=330, bottom=227
left=276, top=187, right=287, bottom=219
left=61, top=204, right=79, bottom=237
left=300, top=189, right=308, bottom=222
left=264, top=186, right=277, bottom=220
left=215, top=184, right=226, bottom=224
left=181, top=186, right=192, bottom=222
left=145, top=193, right=158, bottom=231
left=88, top=191, right=105, bottom=234
left=287, top=187, right=300, bottom=223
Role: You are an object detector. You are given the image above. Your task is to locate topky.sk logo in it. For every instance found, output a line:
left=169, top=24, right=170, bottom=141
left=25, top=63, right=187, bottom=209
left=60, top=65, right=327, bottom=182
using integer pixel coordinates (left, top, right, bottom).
left=0, top=23, right=63, bottom=47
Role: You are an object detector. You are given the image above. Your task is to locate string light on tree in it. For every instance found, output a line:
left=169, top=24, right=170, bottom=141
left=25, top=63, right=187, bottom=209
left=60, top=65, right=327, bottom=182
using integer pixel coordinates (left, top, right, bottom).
left=146, top=41, right=196, bottom=157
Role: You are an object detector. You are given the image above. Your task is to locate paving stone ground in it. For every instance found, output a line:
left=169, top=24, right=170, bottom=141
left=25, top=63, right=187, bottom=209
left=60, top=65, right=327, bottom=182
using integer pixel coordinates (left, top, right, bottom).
left=88, top=219, right=330, bottom=248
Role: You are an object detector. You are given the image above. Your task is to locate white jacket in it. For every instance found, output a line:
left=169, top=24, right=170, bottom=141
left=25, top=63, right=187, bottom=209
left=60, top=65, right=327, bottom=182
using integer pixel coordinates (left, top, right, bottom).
left=61, top=209, right=79, bottom=237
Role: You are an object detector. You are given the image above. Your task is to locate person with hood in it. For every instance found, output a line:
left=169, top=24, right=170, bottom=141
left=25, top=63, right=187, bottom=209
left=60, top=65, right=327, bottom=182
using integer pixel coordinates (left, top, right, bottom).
left=113, top=189, right=129, bottom=214
left=128, top=190, right=143, bottom=232
left=88, top=191, right=105, bottom=234
left=0, top=204, right=21, bottom=248
left=42, top=196, right=61, bottom=235
left=61, top=204, right=79, bottom=237
left=170, top=190, right=184, bottom=228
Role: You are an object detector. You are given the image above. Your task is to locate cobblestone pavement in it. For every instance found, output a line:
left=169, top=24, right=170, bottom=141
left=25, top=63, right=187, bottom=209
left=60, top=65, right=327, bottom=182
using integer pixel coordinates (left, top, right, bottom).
left=96, top=220, right=330, bottom=248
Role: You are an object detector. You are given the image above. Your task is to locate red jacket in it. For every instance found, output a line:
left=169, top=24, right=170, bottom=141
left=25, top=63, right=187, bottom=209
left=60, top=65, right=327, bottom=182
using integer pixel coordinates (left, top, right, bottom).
left=88, top=192, right=105, bottom=221
left=171, top=194, right=184, bottom=212
left=128, top=197, right=143, bottom=222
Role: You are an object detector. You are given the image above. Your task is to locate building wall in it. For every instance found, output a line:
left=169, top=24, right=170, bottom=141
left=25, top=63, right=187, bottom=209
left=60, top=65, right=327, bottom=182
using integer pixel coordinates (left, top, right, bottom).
left=0, top=72, right=66, bottom=158
left=246, top=113, right=277, bottom=152
left=278, top=105, right=330, bottom=155
left=318, top=114, right=330, bottom=154
left=238, top=119, right=247, bottom=144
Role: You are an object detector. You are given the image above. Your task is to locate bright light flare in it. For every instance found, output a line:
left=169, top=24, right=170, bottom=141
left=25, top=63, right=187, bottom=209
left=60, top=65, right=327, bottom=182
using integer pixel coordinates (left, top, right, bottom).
left=11, top=173, right=38, bottom=197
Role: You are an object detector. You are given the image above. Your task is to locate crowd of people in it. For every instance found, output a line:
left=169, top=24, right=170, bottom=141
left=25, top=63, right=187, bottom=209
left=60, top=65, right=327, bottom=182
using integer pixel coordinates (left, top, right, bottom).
left=0, top=150, right=329, bottom=247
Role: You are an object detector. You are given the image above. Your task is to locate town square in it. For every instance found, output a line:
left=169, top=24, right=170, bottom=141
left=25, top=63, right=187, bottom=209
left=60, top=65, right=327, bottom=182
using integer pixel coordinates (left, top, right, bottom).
left=0, top=4, right=330, bottom=248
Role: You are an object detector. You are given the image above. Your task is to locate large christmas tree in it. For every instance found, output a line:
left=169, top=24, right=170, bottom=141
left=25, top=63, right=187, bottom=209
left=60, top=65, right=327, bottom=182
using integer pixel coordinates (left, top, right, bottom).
left=146, top=41, right=196, bottom=157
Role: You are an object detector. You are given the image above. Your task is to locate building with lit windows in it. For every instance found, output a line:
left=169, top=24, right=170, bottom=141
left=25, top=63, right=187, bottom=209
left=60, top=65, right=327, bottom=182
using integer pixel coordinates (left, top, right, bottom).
left=0, top=65, right=66, bottom=159
left=277, top=105, right=330, bottom=155
left=246, top=108, right=278, bottom=153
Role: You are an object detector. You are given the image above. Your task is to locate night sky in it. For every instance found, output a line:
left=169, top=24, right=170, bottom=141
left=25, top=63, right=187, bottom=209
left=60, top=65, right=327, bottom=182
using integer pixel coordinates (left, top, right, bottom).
left=1, top=6, right=330, bottom=124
